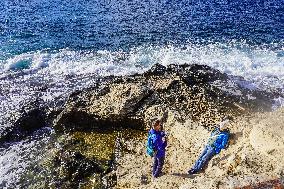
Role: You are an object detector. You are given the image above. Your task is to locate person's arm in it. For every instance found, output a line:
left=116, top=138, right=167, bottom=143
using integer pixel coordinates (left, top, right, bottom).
left=221, top=132, right=229, bottom=149
left=161, top=131, right=167, bottom=148
left=216, top=132, right=229, bottom=151
left=213, top=132, right=229, bottom=154
left=152, top=134, right=158, bottom=151
left=162, top=137, right=167, bottom=148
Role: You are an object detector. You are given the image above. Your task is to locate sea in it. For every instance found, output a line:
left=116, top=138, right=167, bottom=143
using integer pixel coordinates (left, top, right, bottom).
left=0, top=0, right=283, bottom=187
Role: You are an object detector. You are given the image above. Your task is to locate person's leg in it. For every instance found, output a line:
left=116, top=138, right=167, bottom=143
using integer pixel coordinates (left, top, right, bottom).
left=189, top=146, right=214, bottom=173
left=190, top=146, right=209, bottom=172
left=153, top=157, right=165, bottom=178
left=196, top=147, right=214, bottom=169
left=152, top=156, right=158, bottom=176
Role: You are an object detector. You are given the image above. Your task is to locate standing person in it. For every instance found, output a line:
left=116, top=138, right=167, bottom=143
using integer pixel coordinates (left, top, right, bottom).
left=146, top=119, right=167, bottom=178
left=188, top=118, right=230, bottom=174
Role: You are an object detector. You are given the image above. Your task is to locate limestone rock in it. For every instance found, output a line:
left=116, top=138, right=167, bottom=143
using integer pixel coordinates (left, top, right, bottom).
left=250, top=108, right=284, bottom=163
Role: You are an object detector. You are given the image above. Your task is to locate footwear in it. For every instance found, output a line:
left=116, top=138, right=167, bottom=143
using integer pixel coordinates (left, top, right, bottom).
left=188, top=169, right=197, bottom=175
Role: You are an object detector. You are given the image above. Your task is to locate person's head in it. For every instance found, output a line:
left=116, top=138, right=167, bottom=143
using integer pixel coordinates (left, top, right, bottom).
left=219, top=117, right=230, bottom=131
left=153, top=119, right=162, bottom=131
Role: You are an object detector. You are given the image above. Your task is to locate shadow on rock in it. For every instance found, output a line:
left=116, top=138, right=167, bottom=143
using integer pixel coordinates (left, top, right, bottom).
left=0, top=100, right=49, bottom=147
left=172, top=173, right=197, bottom=179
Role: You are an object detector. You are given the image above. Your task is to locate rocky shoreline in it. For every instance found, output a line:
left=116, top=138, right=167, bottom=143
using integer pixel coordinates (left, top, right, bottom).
left=1, top=63, right=283, bottom=188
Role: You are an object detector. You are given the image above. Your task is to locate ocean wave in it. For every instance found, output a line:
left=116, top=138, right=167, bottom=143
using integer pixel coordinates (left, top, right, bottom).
left=1, top=42, right=283, bottom=92
left=0, top=43, right=283, bottom=121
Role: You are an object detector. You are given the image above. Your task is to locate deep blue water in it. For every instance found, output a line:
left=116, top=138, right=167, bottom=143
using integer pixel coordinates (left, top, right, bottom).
left=1, top=0, right=283, bottom=56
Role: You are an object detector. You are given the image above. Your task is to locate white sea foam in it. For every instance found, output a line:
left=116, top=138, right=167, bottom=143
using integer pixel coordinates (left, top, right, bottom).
left=0, top=43, right=283, bottom=119
left=1, top=43, right=283, bottom=108
left=3, top=43, right=283, bottom=91
left=0, top=137, right=49, bottom=187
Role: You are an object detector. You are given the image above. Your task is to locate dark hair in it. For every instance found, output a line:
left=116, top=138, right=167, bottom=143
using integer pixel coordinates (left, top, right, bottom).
left=153, top=119, right=161, bottom=128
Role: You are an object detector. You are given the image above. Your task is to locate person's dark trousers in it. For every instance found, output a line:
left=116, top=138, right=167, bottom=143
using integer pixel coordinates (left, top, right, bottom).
left=190, top=145, right=215, bottom=173
left=152, top=155, right=165, bottom=178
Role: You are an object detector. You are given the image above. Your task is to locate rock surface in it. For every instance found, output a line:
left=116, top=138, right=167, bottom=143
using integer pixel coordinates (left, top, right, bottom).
left=116, top=108, right=284, bottom=189
left=49, top=63, right=282, bottom=188
left=53, top=63, right=277, bottom=133
left=6, top=63, right=283, bottom=188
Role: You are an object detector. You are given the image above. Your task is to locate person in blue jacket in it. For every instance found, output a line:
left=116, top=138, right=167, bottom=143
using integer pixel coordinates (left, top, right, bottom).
left=188, top=118, right=230, bottom=174
left=149, top=119, right=167, bottom=178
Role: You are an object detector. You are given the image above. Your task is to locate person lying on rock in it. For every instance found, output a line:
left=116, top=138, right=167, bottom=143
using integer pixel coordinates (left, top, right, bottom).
left=188, top=117, right=230, bottom=174
left=146, top=119, right=167, bottom=178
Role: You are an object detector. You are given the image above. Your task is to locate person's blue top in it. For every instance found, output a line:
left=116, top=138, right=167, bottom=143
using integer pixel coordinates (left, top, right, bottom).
left=149, top=129, right=167, bottom=158
left=207, top=127, right=229, bottom=154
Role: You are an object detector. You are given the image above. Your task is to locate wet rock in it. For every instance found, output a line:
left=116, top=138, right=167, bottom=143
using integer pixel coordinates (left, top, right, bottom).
left=53, top=63, right=281, bottom=133
left=53, top=82, right=150, bottom=132
left=102, top=171, right=117, bottom=188
left=166, top=63, right=191, bottom=74
left=144, top=63, right=167, bottom=76
left=54, top=109, right=144, bottom=132
left=179, top=64, right=229, bottom=85
left=40, top=127, right=146, bottom=188
left=51, top=150, right=108, bottom=188
left=0, top=100, right=47, bottom=145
